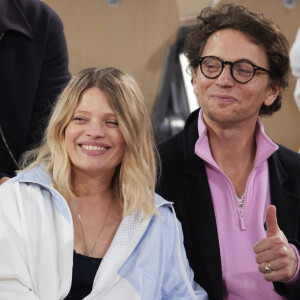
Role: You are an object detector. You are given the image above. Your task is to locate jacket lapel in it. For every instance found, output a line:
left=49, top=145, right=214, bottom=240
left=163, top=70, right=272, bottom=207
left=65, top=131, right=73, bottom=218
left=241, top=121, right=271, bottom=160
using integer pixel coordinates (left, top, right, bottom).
left=183, top=110, right=223, bottom=299
left=268, top=150, right=300, bottom=239
left=0, top=0, right=34, bottom=38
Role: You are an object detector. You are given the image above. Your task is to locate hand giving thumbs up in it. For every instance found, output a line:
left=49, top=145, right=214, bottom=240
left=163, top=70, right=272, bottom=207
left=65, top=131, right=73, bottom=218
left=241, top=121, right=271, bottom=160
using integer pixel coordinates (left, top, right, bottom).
left=253, top=205, right=298, bottom=282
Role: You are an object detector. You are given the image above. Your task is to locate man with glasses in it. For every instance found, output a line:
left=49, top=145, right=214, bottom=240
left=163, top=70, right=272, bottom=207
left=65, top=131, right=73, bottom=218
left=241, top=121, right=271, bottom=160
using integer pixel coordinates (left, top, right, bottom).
left=156, top=4, right=300, bottom=300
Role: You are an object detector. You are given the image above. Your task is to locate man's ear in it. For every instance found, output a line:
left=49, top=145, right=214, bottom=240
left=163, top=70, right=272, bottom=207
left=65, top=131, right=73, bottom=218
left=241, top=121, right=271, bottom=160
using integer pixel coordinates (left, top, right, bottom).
left=264, top=84, right=281, bottom=107
left=192, top=69, right=199, bottom=96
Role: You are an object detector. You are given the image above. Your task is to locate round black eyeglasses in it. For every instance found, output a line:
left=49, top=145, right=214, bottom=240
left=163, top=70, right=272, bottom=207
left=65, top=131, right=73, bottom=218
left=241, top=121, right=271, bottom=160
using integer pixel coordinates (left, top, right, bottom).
left=198, top=56, right=270, bottom=84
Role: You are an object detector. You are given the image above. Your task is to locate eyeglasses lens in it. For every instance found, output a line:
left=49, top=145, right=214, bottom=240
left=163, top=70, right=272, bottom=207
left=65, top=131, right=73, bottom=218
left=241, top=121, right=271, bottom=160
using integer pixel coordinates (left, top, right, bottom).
left=201, top=57, right=254, bottom=83
left=201, top=57, right=222, bottom=78
left=232, top=62, right=254, bottom=83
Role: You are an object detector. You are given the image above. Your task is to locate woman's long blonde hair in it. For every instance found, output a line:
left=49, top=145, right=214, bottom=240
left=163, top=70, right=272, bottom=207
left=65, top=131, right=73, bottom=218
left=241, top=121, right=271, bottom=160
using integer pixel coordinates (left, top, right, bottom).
left=22, top=67, right=158, bottom=217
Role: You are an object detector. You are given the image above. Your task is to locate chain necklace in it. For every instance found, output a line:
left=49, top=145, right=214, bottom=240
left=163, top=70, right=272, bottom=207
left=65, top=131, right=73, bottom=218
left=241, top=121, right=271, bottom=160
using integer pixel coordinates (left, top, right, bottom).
left=75, top=200, right=112, bottom=257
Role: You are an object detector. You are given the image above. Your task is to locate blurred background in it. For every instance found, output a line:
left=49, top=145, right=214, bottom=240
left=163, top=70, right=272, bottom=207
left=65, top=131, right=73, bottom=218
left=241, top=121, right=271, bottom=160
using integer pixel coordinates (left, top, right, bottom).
left=44, top=0, right=300, bottom=151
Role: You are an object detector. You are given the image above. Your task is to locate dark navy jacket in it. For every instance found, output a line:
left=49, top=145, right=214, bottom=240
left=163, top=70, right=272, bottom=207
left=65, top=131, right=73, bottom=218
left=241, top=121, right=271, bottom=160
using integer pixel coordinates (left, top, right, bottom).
left=0, top=0, right=70, bottom=178
left=157, top=109, right=300, bottom=300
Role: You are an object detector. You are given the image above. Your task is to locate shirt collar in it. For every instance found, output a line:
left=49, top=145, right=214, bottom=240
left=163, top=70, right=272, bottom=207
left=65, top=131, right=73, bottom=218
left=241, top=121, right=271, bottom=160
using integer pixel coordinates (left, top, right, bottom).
left=195, top=110, right=278, bottom=168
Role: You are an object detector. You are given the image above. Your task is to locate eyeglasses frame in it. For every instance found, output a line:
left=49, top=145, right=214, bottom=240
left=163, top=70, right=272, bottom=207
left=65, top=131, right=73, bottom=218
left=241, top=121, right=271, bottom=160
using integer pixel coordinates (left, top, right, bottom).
left=197, top=56, right=270, bottom=84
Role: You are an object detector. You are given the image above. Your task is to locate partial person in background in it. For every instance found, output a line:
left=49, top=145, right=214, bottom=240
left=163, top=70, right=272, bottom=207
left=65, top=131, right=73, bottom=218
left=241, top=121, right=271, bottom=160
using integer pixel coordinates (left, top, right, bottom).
left=0, top=67, right=208, bottom=300
left=157, top=4, right=300, bottom=300
left=0, top=0, right=70, bottom=184
left=290, top=27, right=300, bottom=111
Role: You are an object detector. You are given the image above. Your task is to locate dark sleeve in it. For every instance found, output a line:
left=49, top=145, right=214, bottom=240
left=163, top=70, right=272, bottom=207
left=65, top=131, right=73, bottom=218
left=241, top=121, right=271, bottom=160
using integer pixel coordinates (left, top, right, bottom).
left=274, top=240, right=300, bottom=300
left=27, top=10, right=71, bottom=149
left=0, top=173, right=10, bottom=179
left=270, top=147, right=300, bottom=299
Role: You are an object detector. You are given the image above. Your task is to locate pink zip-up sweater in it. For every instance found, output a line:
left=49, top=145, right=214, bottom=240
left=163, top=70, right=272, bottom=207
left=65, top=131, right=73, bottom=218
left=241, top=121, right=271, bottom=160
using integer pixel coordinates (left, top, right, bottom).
left=195, top=111, right=299, bottom=300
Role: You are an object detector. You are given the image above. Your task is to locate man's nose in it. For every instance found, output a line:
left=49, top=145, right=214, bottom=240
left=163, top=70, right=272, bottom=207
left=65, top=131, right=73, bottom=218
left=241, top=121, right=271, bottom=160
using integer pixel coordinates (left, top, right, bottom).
left=216, top=64, right=235, bottom=86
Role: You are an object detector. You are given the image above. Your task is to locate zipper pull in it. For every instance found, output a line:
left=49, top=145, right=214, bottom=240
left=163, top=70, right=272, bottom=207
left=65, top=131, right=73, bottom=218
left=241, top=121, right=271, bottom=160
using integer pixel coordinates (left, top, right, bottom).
left=238, top=208, right=246, bottom=231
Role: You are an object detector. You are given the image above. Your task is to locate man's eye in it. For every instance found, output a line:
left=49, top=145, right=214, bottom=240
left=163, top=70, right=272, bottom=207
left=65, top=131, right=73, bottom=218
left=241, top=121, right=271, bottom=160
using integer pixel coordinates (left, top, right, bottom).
left=208, top=64, right=218, bottom=69
left=234, top=63, right=253, bottom=75
left=205, top=64, right=219, bottom=71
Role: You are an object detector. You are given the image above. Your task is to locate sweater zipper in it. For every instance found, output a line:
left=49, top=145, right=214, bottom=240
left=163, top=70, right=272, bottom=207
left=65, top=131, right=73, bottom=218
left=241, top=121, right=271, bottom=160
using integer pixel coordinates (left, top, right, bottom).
left=238, top=167, right=255, bottom=231
left=237, top=206, right=246, bottom=231
left=232, top=148, right=276, bottom=231
left=227, top=178, right=247, bottom=231
left=233, top=166, right=258, bottom=231
left=222, top=165, right=257, bottom=231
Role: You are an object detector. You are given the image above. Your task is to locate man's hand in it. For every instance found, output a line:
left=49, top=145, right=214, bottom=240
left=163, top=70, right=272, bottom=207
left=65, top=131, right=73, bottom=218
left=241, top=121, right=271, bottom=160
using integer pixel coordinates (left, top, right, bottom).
left=0, top=176, right=9, bottom=185
left=253, top=205, right=298, bottom=282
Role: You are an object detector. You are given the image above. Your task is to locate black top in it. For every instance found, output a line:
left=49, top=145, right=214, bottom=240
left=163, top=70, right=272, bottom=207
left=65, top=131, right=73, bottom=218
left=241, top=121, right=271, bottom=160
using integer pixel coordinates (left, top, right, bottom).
left=65, top=251, right=102, bottom=299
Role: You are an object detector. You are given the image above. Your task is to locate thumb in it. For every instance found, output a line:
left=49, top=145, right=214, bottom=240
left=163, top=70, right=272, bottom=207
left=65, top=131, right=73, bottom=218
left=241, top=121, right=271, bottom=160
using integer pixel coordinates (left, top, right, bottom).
left=266, top=205, right=280, bottom=237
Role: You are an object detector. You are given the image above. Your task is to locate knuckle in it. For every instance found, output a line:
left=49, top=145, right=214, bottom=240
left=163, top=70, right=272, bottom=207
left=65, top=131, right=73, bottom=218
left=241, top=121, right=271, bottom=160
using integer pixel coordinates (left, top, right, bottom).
left=281, top=269, right=290, bottom=280
left=281, top=258, right=289, bottom=267
left=278, top=246, right=288, bottom=257
left=264, top=274, right=272, bottom=282
left=272, top=236, right=283, bottom=245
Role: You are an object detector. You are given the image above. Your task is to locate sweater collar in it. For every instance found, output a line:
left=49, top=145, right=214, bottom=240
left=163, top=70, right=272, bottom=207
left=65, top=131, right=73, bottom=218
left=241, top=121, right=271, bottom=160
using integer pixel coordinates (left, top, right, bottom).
left=195, top=110, right=278, bottom=169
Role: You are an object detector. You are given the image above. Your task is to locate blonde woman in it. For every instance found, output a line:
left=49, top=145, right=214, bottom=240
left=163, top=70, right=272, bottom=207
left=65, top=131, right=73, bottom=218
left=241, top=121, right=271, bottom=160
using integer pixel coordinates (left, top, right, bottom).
left=0, top=68, right=207, bottom=300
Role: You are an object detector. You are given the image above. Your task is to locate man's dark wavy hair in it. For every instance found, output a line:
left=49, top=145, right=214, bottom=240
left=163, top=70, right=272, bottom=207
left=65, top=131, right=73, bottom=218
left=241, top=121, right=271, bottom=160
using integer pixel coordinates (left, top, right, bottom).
left=184, top=4, right=290, bottom=116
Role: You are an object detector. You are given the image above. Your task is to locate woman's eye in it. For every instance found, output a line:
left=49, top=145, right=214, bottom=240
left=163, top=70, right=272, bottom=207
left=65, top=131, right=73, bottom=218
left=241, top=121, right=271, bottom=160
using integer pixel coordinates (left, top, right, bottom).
left=107, top=120, right=118, bottom=126
left=73, top=117, right=86, bottom=122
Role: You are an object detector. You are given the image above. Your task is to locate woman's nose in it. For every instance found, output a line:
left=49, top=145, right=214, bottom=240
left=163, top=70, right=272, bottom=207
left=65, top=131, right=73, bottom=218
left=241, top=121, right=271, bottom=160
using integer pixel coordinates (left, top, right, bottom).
left=86, top=121, right=105, bottom=138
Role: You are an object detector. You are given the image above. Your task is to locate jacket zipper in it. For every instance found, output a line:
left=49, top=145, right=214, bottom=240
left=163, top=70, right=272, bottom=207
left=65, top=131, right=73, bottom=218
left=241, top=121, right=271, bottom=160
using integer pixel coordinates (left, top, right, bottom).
left=0, top=125, right=20, bottom=168
left=0, top=33, right=20, bottom=169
